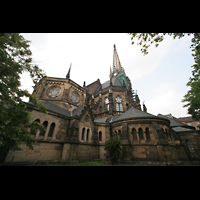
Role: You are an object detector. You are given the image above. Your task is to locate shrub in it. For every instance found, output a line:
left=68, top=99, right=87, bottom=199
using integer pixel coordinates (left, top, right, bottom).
left=104, top=136, right=122, bottom=165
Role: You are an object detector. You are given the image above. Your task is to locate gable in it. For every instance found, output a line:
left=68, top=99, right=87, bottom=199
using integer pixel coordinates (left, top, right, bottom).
left=85, top=79, right=101, bottom=94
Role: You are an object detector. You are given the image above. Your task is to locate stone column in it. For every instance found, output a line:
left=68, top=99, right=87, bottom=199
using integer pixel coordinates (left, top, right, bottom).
left=44, top=124, right=51, bottom=140
left=121, top=123, right=132, bottom=162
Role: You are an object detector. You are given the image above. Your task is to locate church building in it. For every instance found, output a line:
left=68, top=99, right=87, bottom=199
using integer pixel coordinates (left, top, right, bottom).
left=4, top=45, right=200, bottom=165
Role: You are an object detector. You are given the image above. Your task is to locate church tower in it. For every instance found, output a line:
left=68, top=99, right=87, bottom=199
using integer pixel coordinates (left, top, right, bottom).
left=110, top=44, right=126, bottom=78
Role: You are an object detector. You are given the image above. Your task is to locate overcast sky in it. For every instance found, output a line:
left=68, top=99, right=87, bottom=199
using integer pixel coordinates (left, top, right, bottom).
left=20, top=33, right=194, bottom=118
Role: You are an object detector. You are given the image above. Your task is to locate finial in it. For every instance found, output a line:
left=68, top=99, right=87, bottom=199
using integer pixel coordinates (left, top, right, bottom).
left=66, top=63, right=72, bottom=79
left=114, top=44, right=116, bottom=49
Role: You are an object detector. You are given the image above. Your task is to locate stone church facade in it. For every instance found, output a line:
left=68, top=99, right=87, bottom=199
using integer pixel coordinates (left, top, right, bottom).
left=4, top=45, right=200, bottom=165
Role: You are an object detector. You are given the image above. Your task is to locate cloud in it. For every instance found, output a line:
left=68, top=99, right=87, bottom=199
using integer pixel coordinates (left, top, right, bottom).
left=20, top=33, right=193, bottom=118
left=146, top=83, right=189, bottom=117
left=125, top=35, right=177, bottom=81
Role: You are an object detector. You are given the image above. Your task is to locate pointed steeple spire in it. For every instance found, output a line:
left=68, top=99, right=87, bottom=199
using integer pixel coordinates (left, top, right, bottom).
left=112, top=44, right=125, bottom=77
left=66, top=63, right=72, bottom=79
left=109, top=66, right=113, bottom=79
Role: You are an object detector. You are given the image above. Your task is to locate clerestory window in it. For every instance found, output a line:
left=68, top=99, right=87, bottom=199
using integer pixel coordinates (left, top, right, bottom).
left=105, top=97, right=109, bottom=112
left=116, top=96, right=123, bottom=113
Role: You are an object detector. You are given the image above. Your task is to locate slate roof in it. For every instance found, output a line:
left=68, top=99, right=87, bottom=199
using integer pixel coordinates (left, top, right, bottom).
left=172, top=127, right=195, bottom=133
left=111, top=107, right=168, bottom=123
left=72, top=105, right=86, bottom=116
left=94, top=116, right=119, bottom=124
left=25, top=101, right=86, bottom=118
left=101, top=76, right=122, bottom=89
left=94, top=117, right=108, bottom=124
left=157, top=114, right=195, bottom=130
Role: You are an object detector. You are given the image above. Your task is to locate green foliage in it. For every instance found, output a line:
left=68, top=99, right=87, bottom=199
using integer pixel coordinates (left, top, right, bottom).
left=129, top=33, right=192, bottom=55
left=104, top=136, right=122, bottom=165
left=0, top=33, right=47, bottom=152
left=129, top=33, right=200, bottom=121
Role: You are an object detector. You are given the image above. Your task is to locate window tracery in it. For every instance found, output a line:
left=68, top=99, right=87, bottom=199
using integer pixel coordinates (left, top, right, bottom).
left=116, top=96, right=123, bottom=113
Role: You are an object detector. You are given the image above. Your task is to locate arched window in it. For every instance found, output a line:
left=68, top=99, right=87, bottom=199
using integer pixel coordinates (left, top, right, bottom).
left=132, top=128, right=138, bottom=141
left=82, top=128, right=85, bottom=141
left=114, top=130, right=117, bottom=137
left=116, top=96, right=123, bottom=113
left=40, top=121, right=48, bottom=136
left=138, top=128, right=144, bottom=140
left=31, top=119, right=40, bottom=135
left=164, top=129, right=168, bottom=141
left=105, top=97, right=109, bottom=112
left=35, top=119, right=40, bottom=123
left=99, top=131, right=102, bottom=141
left=117, top=130, right=121, bottom=138
left=86, top=129, right=90, bottom=141
left=99, top=106, right=102, bottom=113
left=48, top=123, right=55, bottom=137
left=186, top=140, right=195, bottom=152
left=145, top=128, right=151, bottom=141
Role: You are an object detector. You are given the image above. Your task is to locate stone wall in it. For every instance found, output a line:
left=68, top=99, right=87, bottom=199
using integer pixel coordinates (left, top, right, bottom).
left=29, top=109, right=69, bottom=142
left=61, top=143, right=99, bottom=162
left=4, top=141, right=63, bottom=164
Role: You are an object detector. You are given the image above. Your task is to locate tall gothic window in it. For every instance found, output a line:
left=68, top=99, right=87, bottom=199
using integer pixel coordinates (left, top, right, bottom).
left=145, top=128, right=151, bottom=141
left=99, top=131, right=102, bottom=141
left=116, top=96, right=123, bottom=113
left=31, top=119, right=40, bottom=135
left=82, top=128, right=85, bottom=141
left=132, top=128, right=138, bottom=141
left=48, top=123, right=55, bottom=137
left=105, top=97, right=109, bottom=112
left=138, top=128, right=144, bottom=141
left=40, top=121, right=48, bottom=136
left=86, top=129, right=90, bottom=141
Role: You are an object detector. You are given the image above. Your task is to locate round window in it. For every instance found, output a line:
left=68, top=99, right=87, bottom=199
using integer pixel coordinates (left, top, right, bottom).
left=70, top=91, right=79, bottom=103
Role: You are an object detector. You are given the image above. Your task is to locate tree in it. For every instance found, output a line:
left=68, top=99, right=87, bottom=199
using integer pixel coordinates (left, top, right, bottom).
left=0, top=33, right=47, bottom=156
left=129, top=33, right=200, bottom=122
left=104, top=136, right=122, bottom=165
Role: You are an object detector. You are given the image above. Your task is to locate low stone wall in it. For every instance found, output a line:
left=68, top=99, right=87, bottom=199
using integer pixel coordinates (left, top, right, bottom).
left=4, top=141, right=102, bottom=165
left=4, top=141, right=63, bottom=165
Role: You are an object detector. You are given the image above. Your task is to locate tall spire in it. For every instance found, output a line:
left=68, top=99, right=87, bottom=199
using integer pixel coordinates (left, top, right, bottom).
left=112, top=44, right=125, bottom=77
left=109, top=66, right=113, bottom=79
left=66, top=63, right=72, bottom=79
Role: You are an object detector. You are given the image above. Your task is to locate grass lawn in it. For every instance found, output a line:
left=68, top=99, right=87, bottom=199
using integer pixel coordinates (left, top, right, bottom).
left=37, top=161, right=160, bottom=166
left=38, top=161, right=110, bottom=166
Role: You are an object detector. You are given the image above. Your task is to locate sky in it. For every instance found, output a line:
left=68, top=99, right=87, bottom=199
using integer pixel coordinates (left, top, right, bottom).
left=20, top=33, right=194, bottom=118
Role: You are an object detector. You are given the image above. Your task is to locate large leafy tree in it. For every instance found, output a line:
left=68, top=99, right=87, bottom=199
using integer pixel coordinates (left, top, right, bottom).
left=129, top=33, right=200, bottom=121
left=0, top=33, right=47, bottom=155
